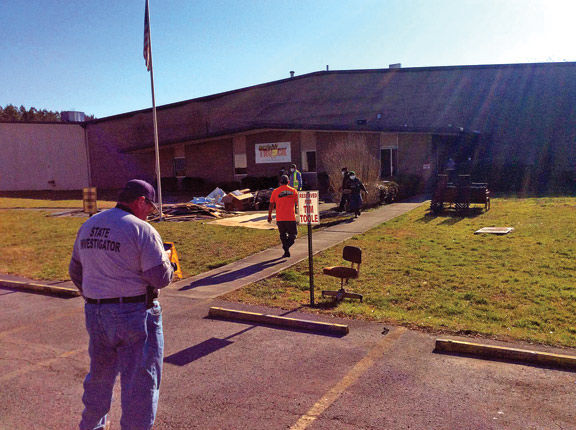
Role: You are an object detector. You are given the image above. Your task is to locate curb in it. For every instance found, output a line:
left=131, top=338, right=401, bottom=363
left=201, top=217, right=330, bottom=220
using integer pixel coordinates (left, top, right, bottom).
left=208, top=307, right=349, bottom=335
left=0, top=279, right=81, bottom=298
left=435, top=338, right=576, bottom=370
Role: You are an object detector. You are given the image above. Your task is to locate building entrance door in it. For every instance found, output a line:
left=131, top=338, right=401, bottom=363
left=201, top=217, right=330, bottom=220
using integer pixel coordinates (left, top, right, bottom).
left=380, top=148, right=397, bottom=178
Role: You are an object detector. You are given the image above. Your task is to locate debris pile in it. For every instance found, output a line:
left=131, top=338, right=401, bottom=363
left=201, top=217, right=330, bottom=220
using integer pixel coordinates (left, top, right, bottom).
left=253, top=189, right=273, bottom=210
left=149, top=202, right=239, bottom=222
left=221, top=189, right=254, bottom=211
left=43, top=186, right=275, bottom=222
left=148, top=187, right=274, bottom=222
left=220, top=188, right=273, bottom=211
left=193, top=187, right=227, bottom=208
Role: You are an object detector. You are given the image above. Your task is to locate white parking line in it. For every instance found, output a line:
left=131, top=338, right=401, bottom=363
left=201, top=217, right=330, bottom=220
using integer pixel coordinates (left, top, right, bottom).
left=290, top=327, right=407, bottom=430
left=0, top=347, right=85, bottom=382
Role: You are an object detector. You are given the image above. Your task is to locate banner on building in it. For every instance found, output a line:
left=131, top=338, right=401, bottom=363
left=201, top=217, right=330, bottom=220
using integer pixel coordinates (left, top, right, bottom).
left=255, top=142, right=291, bottom=164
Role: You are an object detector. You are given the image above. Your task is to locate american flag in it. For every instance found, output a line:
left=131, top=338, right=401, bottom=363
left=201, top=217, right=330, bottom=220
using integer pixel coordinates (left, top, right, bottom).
left=143, top=0, right=151, bottom=71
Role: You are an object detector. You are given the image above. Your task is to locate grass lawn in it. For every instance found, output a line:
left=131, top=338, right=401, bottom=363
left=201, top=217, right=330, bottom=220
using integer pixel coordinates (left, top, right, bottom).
left=0, top=198, right=116, bottom=209
left=0, top=197, right=116, bottom=209
left=0, top=197, right=349, bottom=281
left=0, top=208, right=278, bottom=281
left=224, top=197, right=576, bottom=348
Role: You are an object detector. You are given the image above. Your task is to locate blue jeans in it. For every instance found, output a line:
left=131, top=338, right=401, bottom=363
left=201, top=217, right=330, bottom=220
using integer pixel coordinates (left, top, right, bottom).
left=80, top=301, right=163, bottom=430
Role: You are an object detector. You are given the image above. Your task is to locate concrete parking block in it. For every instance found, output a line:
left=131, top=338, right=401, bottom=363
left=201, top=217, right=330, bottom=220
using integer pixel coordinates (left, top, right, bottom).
left=0, top=279, right=80, bottom=298
left=435, top=338, right=576, bottom=370
left=208, top=306, right=349, bottom=335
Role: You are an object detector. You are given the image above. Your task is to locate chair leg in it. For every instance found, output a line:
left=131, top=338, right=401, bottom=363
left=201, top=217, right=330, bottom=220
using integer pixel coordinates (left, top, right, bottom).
left=342, top=292, right=363, bottom=302
left=321, top=290, right=340, bottom=300
left=321, top=278, right=362, bottom=302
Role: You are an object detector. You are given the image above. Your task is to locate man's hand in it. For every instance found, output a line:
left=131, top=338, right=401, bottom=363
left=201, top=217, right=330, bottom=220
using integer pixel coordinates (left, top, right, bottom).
left=268, top=202, right=274, bottom=223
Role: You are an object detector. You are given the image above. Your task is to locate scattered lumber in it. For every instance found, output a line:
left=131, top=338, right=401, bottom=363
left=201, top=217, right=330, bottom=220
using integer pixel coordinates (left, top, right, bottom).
left=148, top=203, right=241, bottom=222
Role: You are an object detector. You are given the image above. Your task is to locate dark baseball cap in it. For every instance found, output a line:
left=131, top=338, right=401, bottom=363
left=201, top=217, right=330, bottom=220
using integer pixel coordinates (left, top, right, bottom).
left=118, top=179, right=159, bottom=211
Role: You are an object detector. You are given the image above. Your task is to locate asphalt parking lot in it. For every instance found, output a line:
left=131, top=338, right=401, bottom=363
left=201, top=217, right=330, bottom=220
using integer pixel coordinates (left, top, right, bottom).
left=0, top=288, right=575, bottom=430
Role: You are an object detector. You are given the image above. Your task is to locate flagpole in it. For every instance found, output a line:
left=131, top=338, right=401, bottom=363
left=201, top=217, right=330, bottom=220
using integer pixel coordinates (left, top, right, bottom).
left=144, top=0, right=163, bottom=220
left=149, top=60, right=163, bottom=221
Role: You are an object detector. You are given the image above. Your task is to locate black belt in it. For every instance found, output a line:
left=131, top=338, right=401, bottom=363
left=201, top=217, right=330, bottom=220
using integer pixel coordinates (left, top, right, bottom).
left=85, top=294, right=147, bottom=304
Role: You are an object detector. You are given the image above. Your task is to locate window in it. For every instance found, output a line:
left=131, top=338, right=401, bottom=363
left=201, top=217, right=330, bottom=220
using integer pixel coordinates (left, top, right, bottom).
left=305, top=151, right=316, bottom=172
left=173, top=157, right=186, bottom=177
left=380, top=148, right=398, bottom=178
left=234, top=153, right=247, bottom=176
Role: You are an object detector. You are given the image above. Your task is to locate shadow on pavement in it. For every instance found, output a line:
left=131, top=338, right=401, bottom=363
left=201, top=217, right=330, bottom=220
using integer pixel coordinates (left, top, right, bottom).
left=164, top=308, right=344, bottom=366
left=240, top=215, right=268, bottom=223
left=0, top=290, right=18, bottom=297
left=179, top=257, right=286, bottom=290
left=434, top=350, right=576, bottom=374
left=164, top=337, right=234, bottom=366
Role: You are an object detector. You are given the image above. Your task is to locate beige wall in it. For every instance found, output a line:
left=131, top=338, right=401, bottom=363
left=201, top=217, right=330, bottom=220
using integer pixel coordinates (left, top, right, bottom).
left=379, top=133, right=398, bottom=149
left=0, top=122, right=89, bottom=191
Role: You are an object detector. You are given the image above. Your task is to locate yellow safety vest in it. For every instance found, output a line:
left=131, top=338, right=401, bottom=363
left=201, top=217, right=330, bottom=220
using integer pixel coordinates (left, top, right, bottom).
left=291, top=171, right=300, bottom=190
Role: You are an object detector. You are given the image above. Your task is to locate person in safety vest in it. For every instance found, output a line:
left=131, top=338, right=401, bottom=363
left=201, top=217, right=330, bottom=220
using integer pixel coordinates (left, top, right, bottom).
left=288, top=163, right=303, bottom=191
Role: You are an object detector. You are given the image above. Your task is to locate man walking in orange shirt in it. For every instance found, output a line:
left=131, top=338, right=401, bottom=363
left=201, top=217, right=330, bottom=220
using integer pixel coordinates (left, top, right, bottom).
left=268, top=175, right=298, bottom=258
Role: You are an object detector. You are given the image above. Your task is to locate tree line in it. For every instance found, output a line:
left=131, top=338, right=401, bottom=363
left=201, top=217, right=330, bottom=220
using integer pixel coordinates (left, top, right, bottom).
left=0, top=104, right=95, bottom=122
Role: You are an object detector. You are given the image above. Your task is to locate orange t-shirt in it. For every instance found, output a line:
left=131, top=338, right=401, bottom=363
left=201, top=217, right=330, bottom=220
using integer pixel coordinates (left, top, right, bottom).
left=270, top=185, right=298, bottom=221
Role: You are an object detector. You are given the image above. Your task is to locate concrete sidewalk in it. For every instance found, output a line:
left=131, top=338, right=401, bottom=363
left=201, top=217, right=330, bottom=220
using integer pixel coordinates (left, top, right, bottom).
left=167, top=196, right=427, bottom=299
left=0, top=197, right=427, bottom=299
left=207, top=201, right=337, bottom=230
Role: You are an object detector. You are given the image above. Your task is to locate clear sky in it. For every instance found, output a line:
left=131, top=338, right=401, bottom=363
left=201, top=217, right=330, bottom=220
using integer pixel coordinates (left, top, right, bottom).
left=1, top=0, right=574, bottom=119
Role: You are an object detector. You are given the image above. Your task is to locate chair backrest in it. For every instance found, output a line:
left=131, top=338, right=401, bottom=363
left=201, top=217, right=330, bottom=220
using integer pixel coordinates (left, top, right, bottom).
left=343, top=246, right=362, bottom=264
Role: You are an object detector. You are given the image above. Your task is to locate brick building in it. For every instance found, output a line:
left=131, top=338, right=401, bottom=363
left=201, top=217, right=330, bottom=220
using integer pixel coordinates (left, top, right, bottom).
left=84, top=61, right=576, bottom=194
left=2, top=61, right=575, bottom=193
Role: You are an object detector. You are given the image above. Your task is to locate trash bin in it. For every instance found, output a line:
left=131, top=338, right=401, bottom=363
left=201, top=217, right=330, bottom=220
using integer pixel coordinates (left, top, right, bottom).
left=83, top=187, right=98, bottom=216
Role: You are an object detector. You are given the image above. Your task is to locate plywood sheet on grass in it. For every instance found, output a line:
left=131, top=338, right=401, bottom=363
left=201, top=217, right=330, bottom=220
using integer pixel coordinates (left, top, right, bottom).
left=209, top=213, right=277, bottom=230
left=474, top=227, right=514, bottom=235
